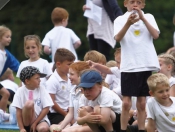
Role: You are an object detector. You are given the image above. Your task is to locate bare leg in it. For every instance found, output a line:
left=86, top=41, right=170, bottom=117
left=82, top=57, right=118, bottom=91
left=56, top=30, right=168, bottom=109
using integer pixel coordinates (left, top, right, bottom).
left=121, top=96, right=131, bottom=130
left=37, top=121, right=50, bottom=132
left=62, top=125, right=93, bottom=132
left=0, top=88, right=10, bottom=111
left=137, top=97, right=146, bottom=130
left=22, top=100, right=36, bottom=126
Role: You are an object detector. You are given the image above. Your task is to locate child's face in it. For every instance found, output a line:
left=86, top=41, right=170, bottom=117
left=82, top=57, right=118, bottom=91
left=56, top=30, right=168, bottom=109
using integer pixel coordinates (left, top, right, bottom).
left=25, top=74, right=41, bottom=90
left=83, top=84, right=102, bottom=101
left=57, top=60, right=74, bottom=75
left=158, top=58, right=171, bottom=75
left=0, top=31, right=11, bottom=47
left=124, top=0, right=145, bottom=11
left=69, top=68, right=80, bottom=85
left=115, top=54, right=121, bottom=69
left=25, top=40, right=39, bottom=61
left=150, top=84, right=170, bottom=105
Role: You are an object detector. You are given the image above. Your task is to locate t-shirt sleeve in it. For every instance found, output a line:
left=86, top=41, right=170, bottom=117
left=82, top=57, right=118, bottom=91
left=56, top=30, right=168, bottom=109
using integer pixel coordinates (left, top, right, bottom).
left=11, top=90, right=22, bottom=109
left=43, top=60, right=53, bottom=77
left=46, top=78, right=59, bottom=94
left=69, top=29, right=80, bottom=44
left=42, top=33, right=51, bottom=47
left=146, top=98, right=155, bottom=120
left=99, top=91, right=113, bottom=108
left=110, top=67, right=120, bottom=78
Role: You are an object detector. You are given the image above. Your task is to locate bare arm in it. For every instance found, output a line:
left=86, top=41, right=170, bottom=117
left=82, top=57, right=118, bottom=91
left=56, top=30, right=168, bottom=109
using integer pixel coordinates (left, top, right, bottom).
left=16, top=108, right=25, bottom=132
left=59, top=107, right=74, bottom=130
left=146, top=118, right=156, bottom=132
left=50, top=94, right=67, bottom=116
left=87, top=60, right=112, bottom=74
left=73, top=40, right=81, bottom=49
left=136, top=8, right=159, bottom=39
left=43, top=45, right=51, bottom=55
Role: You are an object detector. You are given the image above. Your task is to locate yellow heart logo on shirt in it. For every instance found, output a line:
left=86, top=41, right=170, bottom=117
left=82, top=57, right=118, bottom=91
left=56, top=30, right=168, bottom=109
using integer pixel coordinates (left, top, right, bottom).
left=134, top=30, right=140, bottom=36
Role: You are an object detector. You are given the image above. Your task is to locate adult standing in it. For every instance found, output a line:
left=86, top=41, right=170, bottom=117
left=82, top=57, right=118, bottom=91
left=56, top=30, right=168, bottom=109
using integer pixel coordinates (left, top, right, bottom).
left=83, top=0, right=123, bottom=61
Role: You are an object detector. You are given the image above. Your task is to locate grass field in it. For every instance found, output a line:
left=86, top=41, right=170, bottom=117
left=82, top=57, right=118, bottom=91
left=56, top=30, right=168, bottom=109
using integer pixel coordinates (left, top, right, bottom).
left=0, top=130, right=18, bottom=132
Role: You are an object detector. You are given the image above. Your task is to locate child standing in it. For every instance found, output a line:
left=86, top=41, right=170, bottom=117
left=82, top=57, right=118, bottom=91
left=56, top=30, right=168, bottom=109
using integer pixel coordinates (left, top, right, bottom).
left=16, top=35, right=52, bottom=87
left=158, top=53, right=175, bottom=96
left=12, top=66, right=54, bottom=132
left=146, top=73, right=175, bottom=132
left=46, top=48, right=75, bottom=125
left=0, top=25, right=19, bottom=122
left=77, top=70, right=122, bottom=132
left=114, top=0, right=160, bottom=131
left=42, top=7, right=81, bottom=62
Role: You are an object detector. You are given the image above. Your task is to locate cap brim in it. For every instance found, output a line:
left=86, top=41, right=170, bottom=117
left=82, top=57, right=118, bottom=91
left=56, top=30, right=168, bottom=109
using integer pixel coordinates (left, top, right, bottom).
left=39, top=73, right=47, bottom=78
left=78, top=82, right=95, bottom=88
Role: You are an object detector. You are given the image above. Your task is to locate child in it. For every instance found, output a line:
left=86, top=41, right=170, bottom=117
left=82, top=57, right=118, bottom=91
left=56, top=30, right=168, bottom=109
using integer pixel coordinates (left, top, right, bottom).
left=158, top=53, right=175, bottom=96
left=16, top=35, right=52, bottom=87
left=46, top=48, right=75, bottom=125
left=12, top=66, right=54, bottom=132
left=0, top=68, right=18, bottom=103
left=42, top=7, right=81, bottom=62
left=50, top=61, right=91, bottom=132
left=0, top=25, right=19, bottom=121
left=146, top=73, right=175, bottom=132
left=114, top=0, right=160, bottom=131
left=77, top=70, right=122, bottom=132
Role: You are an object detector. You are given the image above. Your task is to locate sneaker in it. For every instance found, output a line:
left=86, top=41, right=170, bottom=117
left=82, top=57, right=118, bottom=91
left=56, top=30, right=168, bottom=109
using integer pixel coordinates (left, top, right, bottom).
left=9, top=105, right=17, bottom=124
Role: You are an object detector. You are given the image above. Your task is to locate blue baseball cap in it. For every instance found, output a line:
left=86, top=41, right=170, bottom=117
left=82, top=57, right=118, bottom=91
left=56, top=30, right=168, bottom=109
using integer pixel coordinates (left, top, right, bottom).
left=78, top=70, right=103, bottom=88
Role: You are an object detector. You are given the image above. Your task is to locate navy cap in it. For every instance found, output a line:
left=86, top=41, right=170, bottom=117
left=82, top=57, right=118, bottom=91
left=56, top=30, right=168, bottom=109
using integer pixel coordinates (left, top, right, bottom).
left=78, top=70, right=102, bottom=88
left=20, top=66, right=46, bottom=83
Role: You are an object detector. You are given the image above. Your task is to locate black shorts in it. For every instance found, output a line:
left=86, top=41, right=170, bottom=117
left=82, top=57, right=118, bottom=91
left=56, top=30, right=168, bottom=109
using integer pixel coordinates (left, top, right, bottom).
left=98, top=113, right=120, bottom=132
left=121, top=71, right=151, bottom=96
left=48, top=112, right=65, bottom=125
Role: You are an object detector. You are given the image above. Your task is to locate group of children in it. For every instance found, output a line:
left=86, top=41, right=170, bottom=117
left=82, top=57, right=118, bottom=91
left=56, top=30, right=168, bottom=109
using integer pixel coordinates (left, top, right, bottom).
left=0, top=0, right=175, bottom=132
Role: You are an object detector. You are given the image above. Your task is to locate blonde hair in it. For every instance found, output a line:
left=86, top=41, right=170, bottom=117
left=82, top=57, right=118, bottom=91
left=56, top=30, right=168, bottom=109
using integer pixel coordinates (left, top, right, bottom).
left=0, top=68, right=13, bottom=81
left=84, top=50, right=106, bottom=64
left=158, top=53, right=175, bottom=76
left=147, top=73, right=170, bottom=92
left=24, top=35, right=42, bottom=58
left=0, top=25, right=11, bottom=40
left=51, top=7, right=69, bottom=25
left=124, top=0, right=145, bottom=3
left=106, top=60, right=117, bottom=67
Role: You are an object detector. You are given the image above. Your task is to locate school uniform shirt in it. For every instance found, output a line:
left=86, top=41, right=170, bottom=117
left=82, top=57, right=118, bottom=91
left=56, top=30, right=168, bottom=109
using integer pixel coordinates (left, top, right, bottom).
left=42, top=26, right=80, bottom=62
left=146, top=97, right=175, bottom=132
left=169, top=77, right=175, bottom=87
left=89, top=87, right=122, bottom=114
left=12, top=85, right=53, bottom=125
left=114, top=11, right=160, bottom=72
left=46, top=70, right=73, bottom=113
left=0, top=79, right=18, bottom=93
left=69, top=86, right=82, bottom=120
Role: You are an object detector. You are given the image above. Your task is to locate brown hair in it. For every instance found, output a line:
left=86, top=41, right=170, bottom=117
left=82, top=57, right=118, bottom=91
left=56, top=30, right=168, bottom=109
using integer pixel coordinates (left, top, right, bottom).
left=24, top=35, right=42, bottom=58
left=0, top=25, right=11, bottom=40
left=70, top=61, right=90, bottom=76
left=0, top=68, right=13, bottom=81
left=51, top=7, right=69, bottom=25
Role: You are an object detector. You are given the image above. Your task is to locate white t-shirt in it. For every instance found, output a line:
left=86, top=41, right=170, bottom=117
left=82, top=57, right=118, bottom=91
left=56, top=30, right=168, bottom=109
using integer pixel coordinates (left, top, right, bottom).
left=0, top=79, right=18, bottom=93
left=169, top=77, right=175, bottom=87
left=88, top=87, right=122, bottom=114
left=16, top=58, right=52, bottom=87
left=12, top=85, right=53, bottom=125
left=69, top=86, right=82, bottom=120
left=46, top=70, right=73, bottom=112
left=114, top=11, right=160, bottom=72
left=0, top=50, right=7, bottom=75
left=42, top=26, right=80, bottom=62
left=146, top=97, right=175, bottom=132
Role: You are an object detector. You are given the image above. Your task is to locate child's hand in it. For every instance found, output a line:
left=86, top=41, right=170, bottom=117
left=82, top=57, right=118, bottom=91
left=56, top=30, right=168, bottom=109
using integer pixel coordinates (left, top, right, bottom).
left=78, top=107, right=88, bottom=117
left=20, top=129, right=27, bottom=132
left=50, top=124, right=62, bottom=132
left=133, top=7, right=144, bottom=20
left=86, top=112, right=102, bottom=124
left=128, top=13, right=139, bottom=25
left=82, top=5, right=91, bottom=11
left=30, top=122, right=37, bottom=132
